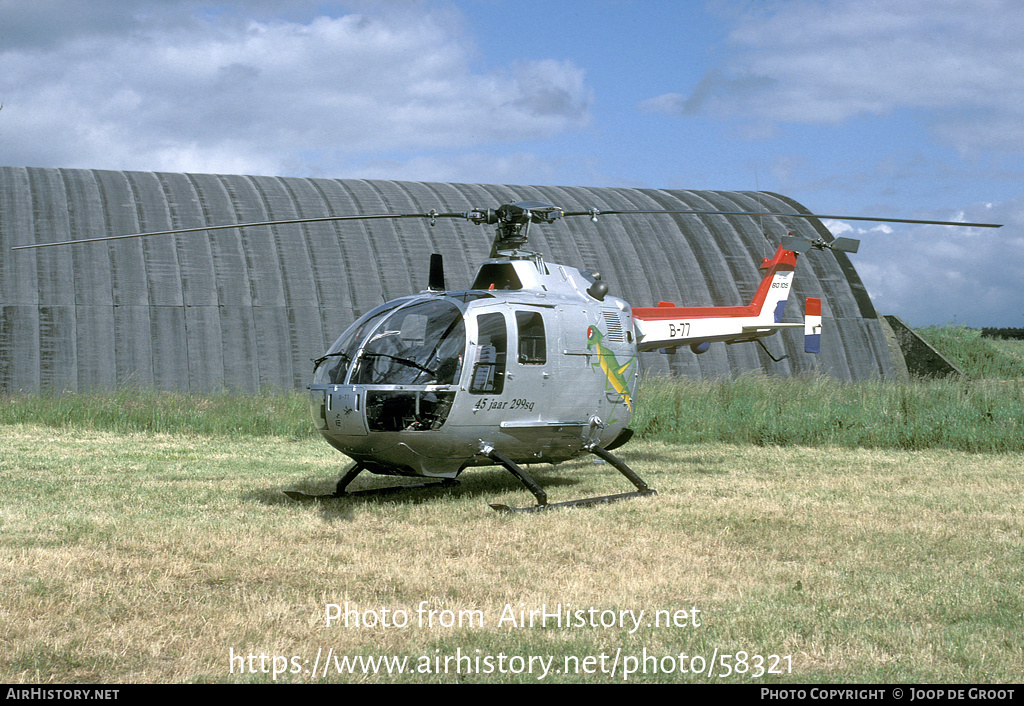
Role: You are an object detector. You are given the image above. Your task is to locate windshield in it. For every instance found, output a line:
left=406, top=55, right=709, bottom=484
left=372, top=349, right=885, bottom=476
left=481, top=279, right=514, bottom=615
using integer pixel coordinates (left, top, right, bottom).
left=316, top=298, right=466, bottom=386
left=313, top=300, right=406, bottom=385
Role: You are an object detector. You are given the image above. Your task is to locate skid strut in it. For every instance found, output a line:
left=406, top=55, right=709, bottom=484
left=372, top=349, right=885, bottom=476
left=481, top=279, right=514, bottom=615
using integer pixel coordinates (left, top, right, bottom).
left=284, top=464, right=459, bottom=501
left=486, top=446, right=656, bottom=513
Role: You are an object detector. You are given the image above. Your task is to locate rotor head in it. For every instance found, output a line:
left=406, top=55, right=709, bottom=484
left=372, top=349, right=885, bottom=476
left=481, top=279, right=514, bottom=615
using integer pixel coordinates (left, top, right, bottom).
left=782, top=234, right=861, bottom=254
left=465, top=201, right=566, bottom=257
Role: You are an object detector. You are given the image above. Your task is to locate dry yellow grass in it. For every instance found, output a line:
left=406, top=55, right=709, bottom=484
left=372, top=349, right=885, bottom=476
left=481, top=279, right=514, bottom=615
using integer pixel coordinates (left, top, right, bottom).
left=2, top=425, right=1021, bottom=683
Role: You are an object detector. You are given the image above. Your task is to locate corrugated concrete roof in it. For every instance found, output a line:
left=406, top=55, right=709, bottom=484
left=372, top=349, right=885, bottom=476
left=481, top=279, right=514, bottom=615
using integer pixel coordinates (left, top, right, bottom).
left=1, top=167, right=895, bottom=392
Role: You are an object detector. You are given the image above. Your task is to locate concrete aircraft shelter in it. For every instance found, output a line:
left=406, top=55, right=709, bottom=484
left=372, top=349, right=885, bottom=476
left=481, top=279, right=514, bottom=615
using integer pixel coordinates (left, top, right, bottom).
left=0, top=167, right=898, bottom=393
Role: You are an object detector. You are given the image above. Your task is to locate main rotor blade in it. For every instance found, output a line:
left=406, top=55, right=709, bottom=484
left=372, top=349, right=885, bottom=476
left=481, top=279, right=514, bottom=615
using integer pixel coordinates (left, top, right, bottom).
left=563, top=208, right=1002, bottom=229
left=11, top=211, right=468, bottom=250
left=11, top=204, right=1001, bottom=251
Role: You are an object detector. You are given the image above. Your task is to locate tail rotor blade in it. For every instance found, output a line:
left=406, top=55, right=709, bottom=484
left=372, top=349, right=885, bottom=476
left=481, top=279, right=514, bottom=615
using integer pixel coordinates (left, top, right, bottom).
left=831, top=237, right=860, bottom=253
left=781, top=235, right=811, bottom=253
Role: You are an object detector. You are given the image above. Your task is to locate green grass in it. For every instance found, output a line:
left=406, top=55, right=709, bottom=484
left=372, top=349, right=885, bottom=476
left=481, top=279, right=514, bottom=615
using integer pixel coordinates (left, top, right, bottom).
left=0, top=386, right=317, bottom=439
left=917, top=325, right=1024, bottom=379
left=6, top=374, right=1022, bottom=453
left=631, top=374, right=1024, bottom=452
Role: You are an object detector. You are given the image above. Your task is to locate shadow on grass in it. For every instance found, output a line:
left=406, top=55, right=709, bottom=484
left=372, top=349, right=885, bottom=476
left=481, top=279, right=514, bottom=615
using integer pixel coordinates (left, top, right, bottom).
left=245, top=441, right=726, bottom=519
left=245, top=457, right=659, bottom=520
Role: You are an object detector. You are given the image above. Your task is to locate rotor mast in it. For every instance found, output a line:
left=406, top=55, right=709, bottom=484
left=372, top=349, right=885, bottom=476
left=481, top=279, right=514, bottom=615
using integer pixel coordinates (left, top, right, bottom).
left=463, top=201, right=568, bottom=258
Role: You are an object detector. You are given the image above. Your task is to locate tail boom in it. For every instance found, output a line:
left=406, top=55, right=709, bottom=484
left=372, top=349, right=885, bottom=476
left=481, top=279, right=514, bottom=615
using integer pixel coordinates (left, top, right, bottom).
left=632, top=245, right=801, bottom=352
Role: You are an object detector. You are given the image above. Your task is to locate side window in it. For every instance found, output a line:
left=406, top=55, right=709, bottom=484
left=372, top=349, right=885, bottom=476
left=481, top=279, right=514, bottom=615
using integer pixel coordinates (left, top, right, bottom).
left=516, top=311, right=546, bottom=364
left=470, top=313, right=507, bottom=394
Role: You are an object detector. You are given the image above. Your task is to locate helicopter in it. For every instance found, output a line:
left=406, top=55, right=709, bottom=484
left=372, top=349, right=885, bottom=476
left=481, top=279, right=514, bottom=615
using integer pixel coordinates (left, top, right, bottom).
left=14, top=199, right=1001, bottom=512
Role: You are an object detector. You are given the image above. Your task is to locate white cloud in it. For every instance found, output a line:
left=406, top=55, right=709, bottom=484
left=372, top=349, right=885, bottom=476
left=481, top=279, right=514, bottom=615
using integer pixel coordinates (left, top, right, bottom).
left=0, top=1, right=592, bottom=176
left=649, top=0, right=1024, bottom=155
left=840, top=196, right=1024, bottom=326
left=338, top=151, right=569, bottom=185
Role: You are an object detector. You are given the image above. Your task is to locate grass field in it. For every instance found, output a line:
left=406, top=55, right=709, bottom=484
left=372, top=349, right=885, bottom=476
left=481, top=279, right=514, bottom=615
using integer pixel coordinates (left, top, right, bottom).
left=2, top=329, right=1022, bottom=684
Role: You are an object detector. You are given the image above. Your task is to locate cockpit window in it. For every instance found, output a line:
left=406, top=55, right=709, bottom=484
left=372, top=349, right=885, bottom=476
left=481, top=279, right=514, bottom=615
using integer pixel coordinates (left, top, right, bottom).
left=349, top=299, right=466, bottom=386
left=313, top=300, right=405, bottom=385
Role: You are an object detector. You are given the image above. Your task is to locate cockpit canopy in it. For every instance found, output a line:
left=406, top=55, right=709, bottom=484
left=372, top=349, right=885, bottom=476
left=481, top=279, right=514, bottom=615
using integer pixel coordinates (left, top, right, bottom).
left=314, top=298, right=466, bottom=386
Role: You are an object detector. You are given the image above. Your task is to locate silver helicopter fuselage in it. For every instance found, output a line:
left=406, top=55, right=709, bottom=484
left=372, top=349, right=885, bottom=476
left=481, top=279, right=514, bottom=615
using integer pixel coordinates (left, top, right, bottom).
left=308, top=253, right=638, bottom=478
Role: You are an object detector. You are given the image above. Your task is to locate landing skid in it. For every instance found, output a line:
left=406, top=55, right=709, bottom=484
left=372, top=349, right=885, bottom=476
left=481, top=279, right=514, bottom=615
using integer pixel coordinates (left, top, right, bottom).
left=283, top=464, right=460, bottom=501
left=485, top=446, right=656, bottom=514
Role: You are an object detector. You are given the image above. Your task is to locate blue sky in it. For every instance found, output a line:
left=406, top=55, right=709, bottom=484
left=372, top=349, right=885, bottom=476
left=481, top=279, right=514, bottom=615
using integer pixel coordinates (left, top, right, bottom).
left=2, top=0, right=1022, bottom=327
